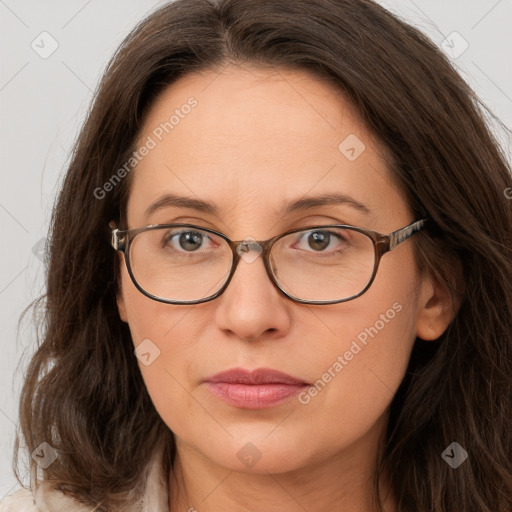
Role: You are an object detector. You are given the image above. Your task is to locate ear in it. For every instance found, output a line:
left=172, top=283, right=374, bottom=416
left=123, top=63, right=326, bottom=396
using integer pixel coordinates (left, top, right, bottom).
left=416, top=273, right=459, bottom=341
left=117, top=293, right=128, bottom=323
left=116, top=253, right=128, bottom=323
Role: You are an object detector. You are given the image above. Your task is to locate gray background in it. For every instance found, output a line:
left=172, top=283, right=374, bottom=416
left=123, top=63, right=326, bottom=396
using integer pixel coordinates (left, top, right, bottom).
left=1, top=0, right=511, bottom=498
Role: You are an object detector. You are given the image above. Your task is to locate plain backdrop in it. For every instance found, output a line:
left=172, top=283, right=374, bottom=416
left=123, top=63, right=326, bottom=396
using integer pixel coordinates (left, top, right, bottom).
left=1, top=0, right=511, bottom=499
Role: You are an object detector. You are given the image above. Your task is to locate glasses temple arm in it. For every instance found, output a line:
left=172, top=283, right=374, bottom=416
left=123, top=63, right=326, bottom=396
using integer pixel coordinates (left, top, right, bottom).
left=388, top=218, right=427, bottom=250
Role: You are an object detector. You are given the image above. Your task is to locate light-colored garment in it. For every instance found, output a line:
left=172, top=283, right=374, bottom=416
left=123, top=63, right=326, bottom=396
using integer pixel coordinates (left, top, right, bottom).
left=0, top=449, right=169, bottom=512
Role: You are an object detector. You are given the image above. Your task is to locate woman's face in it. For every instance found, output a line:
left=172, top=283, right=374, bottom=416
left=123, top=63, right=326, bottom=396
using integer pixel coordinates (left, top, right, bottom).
left=116, top=64, right=447, bottom=476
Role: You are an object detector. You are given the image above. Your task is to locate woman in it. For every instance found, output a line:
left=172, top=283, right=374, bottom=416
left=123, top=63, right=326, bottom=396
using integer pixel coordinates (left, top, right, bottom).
left=2, top=0, right=511, bottom=511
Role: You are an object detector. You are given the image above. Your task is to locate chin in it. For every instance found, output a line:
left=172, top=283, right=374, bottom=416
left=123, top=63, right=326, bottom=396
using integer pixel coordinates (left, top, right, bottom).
left=195, top=436, right=314, bottom=474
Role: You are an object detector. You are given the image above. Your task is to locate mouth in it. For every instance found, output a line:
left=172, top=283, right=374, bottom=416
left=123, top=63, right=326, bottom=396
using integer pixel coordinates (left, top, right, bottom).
left=203, top=368, right=311, bottom=409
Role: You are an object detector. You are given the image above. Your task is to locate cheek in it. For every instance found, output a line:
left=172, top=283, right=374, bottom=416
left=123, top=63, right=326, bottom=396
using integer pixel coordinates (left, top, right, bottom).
left=124, top=295, right=206, bottom=439
left=293, top=248, right=420, bottom=440
left=119, top=262, right=200, bottom=345
left=119, top=267, right=203, bottom=419
left=294, top=300, right=416, bottom=447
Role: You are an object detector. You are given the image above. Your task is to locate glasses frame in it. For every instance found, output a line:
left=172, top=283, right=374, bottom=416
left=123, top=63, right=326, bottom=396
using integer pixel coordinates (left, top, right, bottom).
left=110, top=218, right=427, bottom=305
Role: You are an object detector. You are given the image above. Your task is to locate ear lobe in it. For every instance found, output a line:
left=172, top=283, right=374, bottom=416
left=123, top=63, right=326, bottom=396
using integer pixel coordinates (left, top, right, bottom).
left=116, top=253, right=128, bottom=323
left=416, top=276, right=459, bottom=341
left=117, top=292, right=128, bottom=323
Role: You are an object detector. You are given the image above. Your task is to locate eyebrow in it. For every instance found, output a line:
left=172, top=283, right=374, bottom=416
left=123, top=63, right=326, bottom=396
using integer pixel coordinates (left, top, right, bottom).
left=145, top=193, right=218, bottom=218
left=144, top=191, right=371, bottom=219
left=281, top=192, right=371, bottom=215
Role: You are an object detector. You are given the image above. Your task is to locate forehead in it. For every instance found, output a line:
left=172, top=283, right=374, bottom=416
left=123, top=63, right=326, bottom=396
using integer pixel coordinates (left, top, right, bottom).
left=140, top=64, right=366, bottom=157
left=126, top=64, right=407, bottom=232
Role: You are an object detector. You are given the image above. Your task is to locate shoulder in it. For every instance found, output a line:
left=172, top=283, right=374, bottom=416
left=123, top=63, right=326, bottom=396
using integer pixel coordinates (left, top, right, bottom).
left=0, top=446, right=167, bottom=512
left=0, top=488, right=38, bottom=512
left=0, top=483, right=94, bottom=512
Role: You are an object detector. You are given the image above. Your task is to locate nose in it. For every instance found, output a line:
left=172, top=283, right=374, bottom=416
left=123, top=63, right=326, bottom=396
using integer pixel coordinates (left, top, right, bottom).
left=213, top=246, right=292, bottom=342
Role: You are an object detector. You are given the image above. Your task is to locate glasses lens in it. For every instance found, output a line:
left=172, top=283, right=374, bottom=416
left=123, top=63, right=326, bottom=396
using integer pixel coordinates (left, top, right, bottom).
left=269, top=226, right=376, bottom=302
left=127, top=225, right=376, bottom=303
left=129, top=226, right=232, bottom=302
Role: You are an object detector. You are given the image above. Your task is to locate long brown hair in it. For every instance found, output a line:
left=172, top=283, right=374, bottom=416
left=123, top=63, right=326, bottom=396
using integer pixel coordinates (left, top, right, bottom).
left=14, top=0, right=512, bottom=510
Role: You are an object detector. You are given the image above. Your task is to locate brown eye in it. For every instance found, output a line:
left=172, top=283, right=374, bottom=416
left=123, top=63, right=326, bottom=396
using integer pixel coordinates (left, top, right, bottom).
left=294, top=229, right=350, bottom=253
left=163, top=230, right=206, bottom=252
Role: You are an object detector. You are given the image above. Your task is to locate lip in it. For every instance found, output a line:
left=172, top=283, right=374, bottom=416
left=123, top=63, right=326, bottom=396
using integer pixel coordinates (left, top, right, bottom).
left=203, top=368, right=310, bottom=409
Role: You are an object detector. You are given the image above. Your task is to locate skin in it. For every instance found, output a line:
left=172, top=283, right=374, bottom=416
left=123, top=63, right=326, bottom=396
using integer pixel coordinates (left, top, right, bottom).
left=116, top=63, right=456, bottom=512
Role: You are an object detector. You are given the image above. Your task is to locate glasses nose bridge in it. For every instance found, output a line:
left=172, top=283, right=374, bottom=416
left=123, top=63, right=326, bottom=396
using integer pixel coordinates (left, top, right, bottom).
left=229, top=235, right=277, bottom=263
left=230, top=236, right=274, bottom=255
left=226, top=236, right=278, bottom=287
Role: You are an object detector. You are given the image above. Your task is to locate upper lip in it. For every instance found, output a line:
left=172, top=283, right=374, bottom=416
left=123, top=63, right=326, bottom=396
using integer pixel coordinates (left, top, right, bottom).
left=204, top=368, right=310, bottom=385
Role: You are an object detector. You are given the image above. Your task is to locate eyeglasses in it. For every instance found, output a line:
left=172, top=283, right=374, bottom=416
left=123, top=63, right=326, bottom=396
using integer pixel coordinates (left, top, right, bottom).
left=110, top=219, right=427, bottom=305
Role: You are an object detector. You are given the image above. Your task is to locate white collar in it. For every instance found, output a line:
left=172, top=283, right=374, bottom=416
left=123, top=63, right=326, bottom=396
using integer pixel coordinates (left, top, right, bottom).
left=1, top=448, right=169, bottom=512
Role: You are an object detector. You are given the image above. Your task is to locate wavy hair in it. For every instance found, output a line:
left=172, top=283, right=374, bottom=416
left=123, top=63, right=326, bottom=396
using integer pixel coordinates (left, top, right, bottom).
left=14, top=0, right=512, bottom=510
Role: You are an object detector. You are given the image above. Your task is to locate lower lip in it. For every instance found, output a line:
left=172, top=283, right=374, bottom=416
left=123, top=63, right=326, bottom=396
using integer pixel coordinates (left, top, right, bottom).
left=205, top=382, right=308, bottom=409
